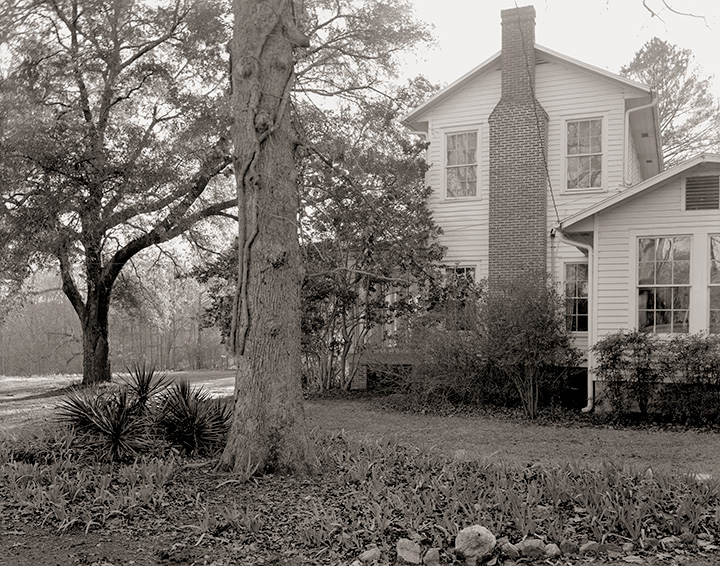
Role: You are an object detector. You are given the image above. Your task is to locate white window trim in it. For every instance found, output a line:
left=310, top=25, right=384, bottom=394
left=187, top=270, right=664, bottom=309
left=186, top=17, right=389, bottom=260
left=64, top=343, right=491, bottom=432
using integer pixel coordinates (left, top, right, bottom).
left=561, top=113, right=609, bottom=194
left=629, top=230, right=698, bottom=335
left=563, top=259, right=589, bottom=334
left=441, top=125, right=482, bottom=201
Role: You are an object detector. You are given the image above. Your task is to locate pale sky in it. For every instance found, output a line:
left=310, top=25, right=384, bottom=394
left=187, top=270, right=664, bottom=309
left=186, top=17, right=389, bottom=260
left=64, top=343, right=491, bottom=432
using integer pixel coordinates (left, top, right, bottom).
left=403, top=0, right=720, bottom=98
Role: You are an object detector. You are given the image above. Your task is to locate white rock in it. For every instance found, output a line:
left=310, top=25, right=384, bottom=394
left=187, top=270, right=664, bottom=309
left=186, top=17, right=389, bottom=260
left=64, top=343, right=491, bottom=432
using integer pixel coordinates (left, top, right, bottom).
left=516, top=538, right=545, bottom=558
left=455, top=525, right=496, bottom=562
left=397, top=538, right=422, bottom=565
left=423, top=547, right=441, bottom=566
left=544, top=543, right=561, bottom=558
left=359, top=547, right=382, bottom=563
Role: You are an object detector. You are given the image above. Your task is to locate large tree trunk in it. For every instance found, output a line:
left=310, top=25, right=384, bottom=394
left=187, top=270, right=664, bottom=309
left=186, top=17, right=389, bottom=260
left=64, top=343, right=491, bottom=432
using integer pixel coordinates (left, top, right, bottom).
left=81, top=291, right=112, bottom=385
left=220, top=0, right=315, bottom=475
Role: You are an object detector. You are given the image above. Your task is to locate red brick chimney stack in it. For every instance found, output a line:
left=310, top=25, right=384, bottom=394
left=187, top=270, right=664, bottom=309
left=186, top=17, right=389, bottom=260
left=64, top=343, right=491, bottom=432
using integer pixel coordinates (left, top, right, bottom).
left=488, top=5, right=549, bottom=287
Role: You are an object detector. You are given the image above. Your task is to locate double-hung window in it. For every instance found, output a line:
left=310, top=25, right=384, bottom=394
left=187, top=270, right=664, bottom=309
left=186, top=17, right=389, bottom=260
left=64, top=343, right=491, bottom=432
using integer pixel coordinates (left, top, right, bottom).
left=565, top=263, right=588, bottom=332
left=445, top=131, right=478, bottom=198
left=566, top=118, right=603, bottom=190
left=638, top=236, right=690, bottom=333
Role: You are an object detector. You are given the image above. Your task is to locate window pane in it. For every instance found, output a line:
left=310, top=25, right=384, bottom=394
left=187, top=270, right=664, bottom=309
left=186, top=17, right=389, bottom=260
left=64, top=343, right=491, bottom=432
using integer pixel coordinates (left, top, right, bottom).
left=710, top=287, right=720, bottom=309
left=673, top=237, right=691, bottom=260
left=711, top=311, right=720, bottom=334
left=639, top=239, right=656, bottom=263
left=638, top=288, right=654, bottom=309
left=656, top=238, right=672, bottom=261
left=673, top=287, right=689, bottom=309
left=656, top=262, right=672, bottom=284
left=639, top=310, right=653, bottom=332
left=638, top=262, right=655, bottom=285
left=673, top=311, right=689, bottom=333
left=655, top=287, right=672, bottom=309
left=673, top=260, right=690, bottom=284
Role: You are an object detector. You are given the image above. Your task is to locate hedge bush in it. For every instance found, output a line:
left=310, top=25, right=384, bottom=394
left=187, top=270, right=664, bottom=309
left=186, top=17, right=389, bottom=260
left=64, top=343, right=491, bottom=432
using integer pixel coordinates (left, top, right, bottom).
left=593, top=330, right=720, bottom=425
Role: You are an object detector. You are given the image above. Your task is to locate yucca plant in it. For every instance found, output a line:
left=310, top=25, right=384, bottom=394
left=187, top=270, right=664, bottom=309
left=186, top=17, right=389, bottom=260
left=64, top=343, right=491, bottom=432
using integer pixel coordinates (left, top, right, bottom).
left=158, top=380, right=232, bottom=455
left=122, top=363, right=173, bottom=413
left=57, top=387, right=152, bottom=461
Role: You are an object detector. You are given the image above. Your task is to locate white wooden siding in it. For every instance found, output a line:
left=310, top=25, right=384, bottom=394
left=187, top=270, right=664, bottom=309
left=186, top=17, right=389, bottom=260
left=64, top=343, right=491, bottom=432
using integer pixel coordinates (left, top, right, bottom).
left=593, top=163, right=720, bottom=342
left=423, top=66, right=501, bottom=279
left=418, top=52, right=657, bottom=339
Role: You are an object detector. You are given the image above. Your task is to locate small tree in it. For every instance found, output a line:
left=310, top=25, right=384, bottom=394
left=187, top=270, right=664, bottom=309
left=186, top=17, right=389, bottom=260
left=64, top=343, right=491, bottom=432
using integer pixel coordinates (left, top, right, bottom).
left=481, top=276, right=580, bottom=419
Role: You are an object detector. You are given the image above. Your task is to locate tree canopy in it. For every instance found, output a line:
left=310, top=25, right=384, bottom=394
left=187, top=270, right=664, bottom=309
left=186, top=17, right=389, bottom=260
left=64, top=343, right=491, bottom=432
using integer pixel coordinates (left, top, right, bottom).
left=621, top=37, right=720, bottom=166
left=0, top=0, right=236, bottom=384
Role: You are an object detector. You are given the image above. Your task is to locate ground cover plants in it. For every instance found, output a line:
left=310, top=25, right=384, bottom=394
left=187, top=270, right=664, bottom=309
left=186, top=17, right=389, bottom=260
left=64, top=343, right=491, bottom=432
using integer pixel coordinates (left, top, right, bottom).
left=2, top=376, right=720, bottom=565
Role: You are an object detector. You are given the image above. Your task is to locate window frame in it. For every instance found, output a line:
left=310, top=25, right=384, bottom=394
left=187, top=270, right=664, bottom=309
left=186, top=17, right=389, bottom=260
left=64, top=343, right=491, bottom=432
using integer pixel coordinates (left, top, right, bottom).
left=708, top=235, right=720, bottom=333
left=635, top=235, right=692, bottom=334
left=442, top=125, right=481, bottom=200
left=561, top=114, right=608, bottom=193
left=564, top=261, right=589, bottom=333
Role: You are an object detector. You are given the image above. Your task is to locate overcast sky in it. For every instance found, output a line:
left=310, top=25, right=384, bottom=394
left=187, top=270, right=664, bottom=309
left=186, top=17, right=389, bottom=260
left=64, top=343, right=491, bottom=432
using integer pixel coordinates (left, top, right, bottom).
left=403, top=0, right=720, bottom=98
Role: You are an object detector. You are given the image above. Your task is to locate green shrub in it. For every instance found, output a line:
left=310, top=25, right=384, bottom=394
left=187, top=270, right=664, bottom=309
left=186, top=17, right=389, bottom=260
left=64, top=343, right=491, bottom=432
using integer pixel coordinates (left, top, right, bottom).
left=481, top=276, right=581, bottom=419
left=593, top=330, right=660, bottom=418
left=403, top=319, right=517, bottom=408
left=593, top=331, right=720, bottom=425
left=657, top=333, right=720, bottom=425
left=400, top=274, right=579, bottom=418
left=158, top=380, right=232, bottom=455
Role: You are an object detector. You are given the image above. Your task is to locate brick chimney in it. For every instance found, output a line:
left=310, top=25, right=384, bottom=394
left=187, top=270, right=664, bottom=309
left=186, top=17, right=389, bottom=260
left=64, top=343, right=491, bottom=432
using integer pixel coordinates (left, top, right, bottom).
left=488, top=5, right=549, bottom=287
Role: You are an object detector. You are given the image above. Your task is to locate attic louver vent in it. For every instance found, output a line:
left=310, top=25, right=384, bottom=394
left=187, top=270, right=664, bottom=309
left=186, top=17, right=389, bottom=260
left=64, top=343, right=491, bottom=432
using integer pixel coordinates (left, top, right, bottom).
left=686, top=176, right=720, bottom=210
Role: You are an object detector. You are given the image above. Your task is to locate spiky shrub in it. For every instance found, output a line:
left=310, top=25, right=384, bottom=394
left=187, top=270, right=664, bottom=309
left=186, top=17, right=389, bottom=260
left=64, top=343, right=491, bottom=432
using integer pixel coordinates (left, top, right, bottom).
left=122, top=363, right=173, bottom=413
left=56, top=387, right=152, bottom=461
left=158, top=380, right=232, bottom=455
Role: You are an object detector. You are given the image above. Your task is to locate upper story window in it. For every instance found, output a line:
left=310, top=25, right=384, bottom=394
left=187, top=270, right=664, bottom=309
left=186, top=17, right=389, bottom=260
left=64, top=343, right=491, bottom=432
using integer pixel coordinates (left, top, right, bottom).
left=637, top=236, right=690, bottom=333
left=685, top=176, right=720, bottom=210
left=445, top=131, right=478, bottom=198
left=566, top=118, right=603, bottom=190
left=565, top=263, right=588, bottom=332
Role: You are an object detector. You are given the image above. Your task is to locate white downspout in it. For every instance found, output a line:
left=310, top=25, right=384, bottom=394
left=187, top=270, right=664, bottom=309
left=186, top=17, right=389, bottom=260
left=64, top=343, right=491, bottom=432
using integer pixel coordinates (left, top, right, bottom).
left=552, top=228, right=595, bottom=412
left=623, top=97, right=658, bottom=187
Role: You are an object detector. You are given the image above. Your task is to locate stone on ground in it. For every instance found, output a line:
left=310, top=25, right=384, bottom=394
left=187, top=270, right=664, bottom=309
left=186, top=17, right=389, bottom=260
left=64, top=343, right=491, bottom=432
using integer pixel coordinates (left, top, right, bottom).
left=359, top=547, right=382, bottom=563
left=397, top=538, right=422, bottom=565
left=516, top=538, right=545, bottom=558
left=455, top=525, right=496, bottom=565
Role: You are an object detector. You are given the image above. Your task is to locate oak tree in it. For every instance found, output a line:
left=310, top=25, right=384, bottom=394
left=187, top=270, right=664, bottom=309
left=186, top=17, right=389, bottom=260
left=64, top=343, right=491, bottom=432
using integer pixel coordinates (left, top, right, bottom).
left=0, top=0, right=235, bottom=385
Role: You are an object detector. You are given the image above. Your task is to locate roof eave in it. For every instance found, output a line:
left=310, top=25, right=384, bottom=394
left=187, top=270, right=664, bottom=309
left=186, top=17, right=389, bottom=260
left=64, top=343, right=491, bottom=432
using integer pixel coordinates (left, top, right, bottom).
left=560, top=154, right=720, bottom=231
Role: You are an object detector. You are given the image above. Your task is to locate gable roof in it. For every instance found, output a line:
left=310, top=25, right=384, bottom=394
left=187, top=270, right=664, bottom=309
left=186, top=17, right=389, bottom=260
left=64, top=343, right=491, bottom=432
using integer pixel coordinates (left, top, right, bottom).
left=402, top=44, right=652, bottom=132
left=560, top=154, right=720, bottom=231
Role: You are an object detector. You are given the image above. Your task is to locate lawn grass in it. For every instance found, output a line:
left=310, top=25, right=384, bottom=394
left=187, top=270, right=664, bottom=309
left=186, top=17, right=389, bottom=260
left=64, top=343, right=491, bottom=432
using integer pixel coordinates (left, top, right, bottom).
left=2, top=373, right=719, bottom=479
left=304, top=397, right=720, bottom=479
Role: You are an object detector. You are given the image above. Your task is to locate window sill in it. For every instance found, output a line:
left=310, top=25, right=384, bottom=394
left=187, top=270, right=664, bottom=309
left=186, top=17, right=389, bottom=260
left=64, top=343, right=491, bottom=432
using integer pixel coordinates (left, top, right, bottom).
left=441, top=195, right=480, bottom=203
left=562, top=187, right=607, bottom=195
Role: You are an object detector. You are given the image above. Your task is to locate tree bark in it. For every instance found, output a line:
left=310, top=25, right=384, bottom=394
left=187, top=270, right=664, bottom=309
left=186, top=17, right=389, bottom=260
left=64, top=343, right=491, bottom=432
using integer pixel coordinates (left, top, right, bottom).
left=81, top=291, right=112, bottom=385
left=220, top=0, right=315, bottom=475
